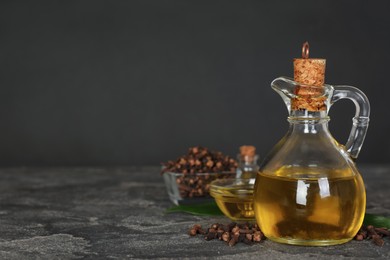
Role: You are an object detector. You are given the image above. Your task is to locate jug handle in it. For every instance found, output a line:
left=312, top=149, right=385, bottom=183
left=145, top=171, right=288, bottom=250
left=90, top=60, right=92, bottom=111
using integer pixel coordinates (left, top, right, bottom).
left=331, top=86, right=370, bottom=159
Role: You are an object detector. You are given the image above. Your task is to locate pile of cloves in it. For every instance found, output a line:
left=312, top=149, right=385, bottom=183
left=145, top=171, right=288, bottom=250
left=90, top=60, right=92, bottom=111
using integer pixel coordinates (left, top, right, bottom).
left=189, top=223, right=389, bottom=247
left=162, top=147, right=238, bottom=198
left=188, top=222, right=265, bottom=247
left=162, top=146, right=237, bottom=174
left=354, top=225, right=389, bottom=246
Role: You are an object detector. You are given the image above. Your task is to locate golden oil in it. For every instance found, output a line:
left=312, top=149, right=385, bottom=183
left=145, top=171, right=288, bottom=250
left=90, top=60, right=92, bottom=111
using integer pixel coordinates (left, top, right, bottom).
left=240, top=170, right=257, bottom=179
left=210, top=178, right=255, bottom=221
left=213, top=194, right=255, bottom=221
left=254, top=167, right=366, bottom=246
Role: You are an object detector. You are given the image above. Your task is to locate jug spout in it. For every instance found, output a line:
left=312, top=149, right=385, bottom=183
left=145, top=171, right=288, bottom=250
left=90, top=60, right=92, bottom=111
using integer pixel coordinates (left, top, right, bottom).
left=271, top=76, right=334, bottom=116
left=271, top=77, right=308, bottom=115
left=271, top=77, right=300, bottom=114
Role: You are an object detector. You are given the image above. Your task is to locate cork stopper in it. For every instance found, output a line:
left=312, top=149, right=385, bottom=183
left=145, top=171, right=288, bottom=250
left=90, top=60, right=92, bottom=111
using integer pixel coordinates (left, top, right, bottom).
left=240, top=145, right=256, bottom=157
left=239, top=145, right=256, bottom=163
left=291, top=42, right=327, bottom=111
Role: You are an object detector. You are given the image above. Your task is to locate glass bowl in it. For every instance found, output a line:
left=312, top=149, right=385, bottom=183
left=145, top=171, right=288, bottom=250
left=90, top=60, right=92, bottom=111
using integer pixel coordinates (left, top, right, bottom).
left=210, top=178, right=255, bottom=221
left=162, top=171, right=235, bottom=205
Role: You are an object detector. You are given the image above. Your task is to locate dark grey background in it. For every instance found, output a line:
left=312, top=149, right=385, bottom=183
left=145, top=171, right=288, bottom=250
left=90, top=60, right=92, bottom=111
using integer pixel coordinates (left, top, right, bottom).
left=0, top=0, right=389, bottom=166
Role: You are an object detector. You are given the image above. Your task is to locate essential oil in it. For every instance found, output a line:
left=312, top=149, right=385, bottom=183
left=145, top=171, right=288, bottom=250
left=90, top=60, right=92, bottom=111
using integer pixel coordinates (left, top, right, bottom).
left=254, top=167, right=366, bottom=246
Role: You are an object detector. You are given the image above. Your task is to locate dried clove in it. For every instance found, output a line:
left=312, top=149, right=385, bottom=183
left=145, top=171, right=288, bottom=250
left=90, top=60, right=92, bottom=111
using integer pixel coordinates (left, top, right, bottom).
left=354, top=225, right=388, bottom=246
left=231, top=225, right=240, bottom=234
left=228, top=234, right=239, bottom=247
left=189, top=224, right=205, bottom=236
left=372, top=235, right=385, bottom=247
left=246, top=233, right=253, bottom=241
left=217, top=229, right=224, bottom=239
left=221, top=232, right=230, bottom=242
left=375, top=227, right=390, bottom=237
left=211, top=223, right=219, bottom=230
left=253, top=231, right=263, bottom=242
left=355, top=234, right=364, bottom=241
left=188, top=228, right=197, bottom=236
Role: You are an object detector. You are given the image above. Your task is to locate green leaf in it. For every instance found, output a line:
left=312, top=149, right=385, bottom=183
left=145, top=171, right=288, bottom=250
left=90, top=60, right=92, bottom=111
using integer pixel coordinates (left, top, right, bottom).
left=364, top=213, right=390, bottom=229
left=166, top=201, right=224, bottom=216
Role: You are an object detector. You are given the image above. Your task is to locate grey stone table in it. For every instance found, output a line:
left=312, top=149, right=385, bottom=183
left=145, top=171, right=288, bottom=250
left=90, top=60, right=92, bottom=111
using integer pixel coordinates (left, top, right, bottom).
left=0, top=166, right=389, bottom=259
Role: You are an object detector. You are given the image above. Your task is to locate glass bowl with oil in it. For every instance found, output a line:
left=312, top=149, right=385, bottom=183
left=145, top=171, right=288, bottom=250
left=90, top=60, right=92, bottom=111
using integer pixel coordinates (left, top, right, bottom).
left=210, top=178, right=255, bottom=221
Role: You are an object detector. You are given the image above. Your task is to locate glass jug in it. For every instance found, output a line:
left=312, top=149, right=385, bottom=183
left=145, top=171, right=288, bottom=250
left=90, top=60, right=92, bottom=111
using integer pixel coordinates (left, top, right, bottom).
left=253, top=77, right=370, bottom=246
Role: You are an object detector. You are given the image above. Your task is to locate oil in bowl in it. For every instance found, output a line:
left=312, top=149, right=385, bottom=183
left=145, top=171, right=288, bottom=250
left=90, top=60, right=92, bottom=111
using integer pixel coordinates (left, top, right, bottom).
left=210, top=178, right=255, bottom=221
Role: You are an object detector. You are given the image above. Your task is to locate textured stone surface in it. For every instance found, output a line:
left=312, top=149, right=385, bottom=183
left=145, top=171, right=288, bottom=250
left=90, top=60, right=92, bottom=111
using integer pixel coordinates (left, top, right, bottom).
left=0, top=166, right=389, bottom=259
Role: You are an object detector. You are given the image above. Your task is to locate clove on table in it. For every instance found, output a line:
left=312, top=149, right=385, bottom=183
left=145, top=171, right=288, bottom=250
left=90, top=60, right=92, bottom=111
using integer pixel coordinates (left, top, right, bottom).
left=355, top=225, right=389, bottom=247
left=189, top=222, right=265, bottom=247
